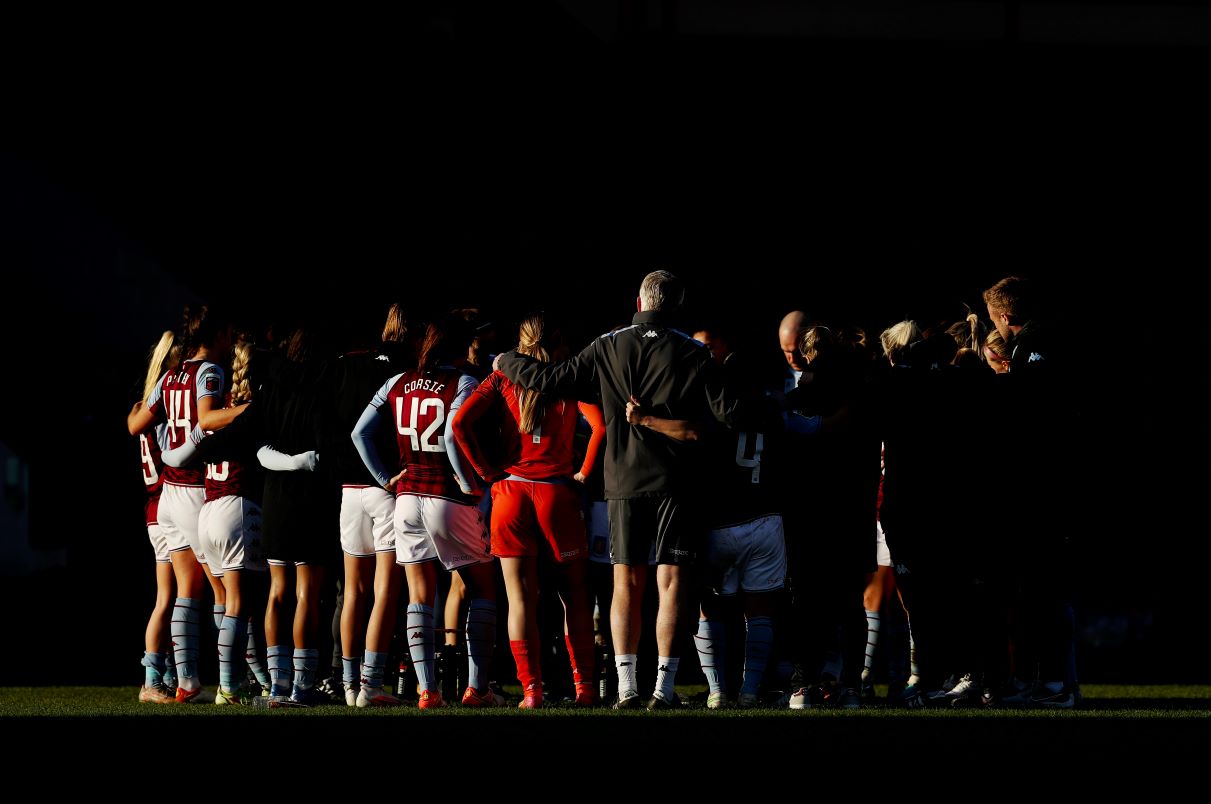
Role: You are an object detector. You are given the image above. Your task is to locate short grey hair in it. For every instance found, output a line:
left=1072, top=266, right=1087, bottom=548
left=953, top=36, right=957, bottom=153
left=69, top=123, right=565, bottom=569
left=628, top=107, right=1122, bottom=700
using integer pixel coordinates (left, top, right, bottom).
left=638, top=270, right=685, bottom=312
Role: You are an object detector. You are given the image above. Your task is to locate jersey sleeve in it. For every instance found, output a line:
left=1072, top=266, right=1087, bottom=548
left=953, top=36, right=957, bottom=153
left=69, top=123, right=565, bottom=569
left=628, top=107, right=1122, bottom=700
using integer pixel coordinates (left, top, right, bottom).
left=451, top=373, right=504, bottom=482
left=196, top=362, right=226, bottom=401
left=576, top=401, right=606, bottom=478
left=161, top=424, right=207, bottom=467
left=256, top=445, right=319, bottom=472
left=146, top=373, right=167, bottom=420
left=349, top=373, right=402, bottom=488
left=444, top=373, right=480, bottom=494
left=497, top=340, right=598, bottom=398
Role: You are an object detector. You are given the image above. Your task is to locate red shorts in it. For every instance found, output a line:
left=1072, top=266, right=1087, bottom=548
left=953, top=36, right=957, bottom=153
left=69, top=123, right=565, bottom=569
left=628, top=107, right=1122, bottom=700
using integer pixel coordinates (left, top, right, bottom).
left=490, top=478, right=586, bottom=562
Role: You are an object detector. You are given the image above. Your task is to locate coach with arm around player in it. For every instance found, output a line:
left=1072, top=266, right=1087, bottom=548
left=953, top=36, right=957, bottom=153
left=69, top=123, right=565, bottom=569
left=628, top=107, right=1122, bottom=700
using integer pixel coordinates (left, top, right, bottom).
left=494, top=270, right=742, bottom=709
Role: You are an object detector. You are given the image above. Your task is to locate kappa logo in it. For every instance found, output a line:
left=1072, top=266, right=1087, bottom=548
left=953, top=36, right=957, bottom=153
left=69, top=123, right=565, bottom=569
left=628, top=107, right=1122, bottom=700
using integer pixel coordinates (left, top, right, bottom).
left=410, top=631, right=425, bottom=640
left=375, top=354, right=391, bottom=362
left=1028, top=352, right=1044, bottom=363
left=642, top=330, right=658, bottom=338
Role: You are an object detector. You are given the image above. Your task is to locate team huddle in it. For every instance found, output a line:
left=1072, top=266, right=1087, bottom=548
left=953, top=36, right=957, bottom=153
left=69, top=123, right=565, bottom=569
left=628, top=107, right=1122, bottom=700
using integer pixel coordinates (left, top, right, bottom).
left=127, top=271, right=1076, bottom=711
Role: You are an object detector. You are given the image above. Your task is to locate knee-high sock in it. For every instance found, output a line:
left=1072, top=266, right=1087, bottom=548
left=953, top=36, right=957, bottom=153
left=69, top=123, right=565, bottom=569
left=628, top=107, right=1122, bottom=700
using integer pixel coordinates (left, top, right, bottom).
left=267, top=645, right=292, bottom=698
left=345, top=656, right=362, bottom=689
left=511, top=640, right=537, bottom=690
left=171, top=598, right=203, bottom=690
left=293, top=648, right=319, bottom=692
left=213, top=603, right=226, bottom=631
left=741, top=616, right=773, bottom=697
left=863, top=609, right=881, bottom=681
left=360, top=651, right=386, bottom=690
left=465, top=599, right=496, bottom=693
left=695, top=619, right=725, bottom=696
left=245, top=617, right=270, bottom=687
left=142, top=651, right=167, bottom=689
left=407, top=604, right=437, bottom=693
left=218, top=615, right=248, bottom=692
left=565, top=630, right=595, bottom=688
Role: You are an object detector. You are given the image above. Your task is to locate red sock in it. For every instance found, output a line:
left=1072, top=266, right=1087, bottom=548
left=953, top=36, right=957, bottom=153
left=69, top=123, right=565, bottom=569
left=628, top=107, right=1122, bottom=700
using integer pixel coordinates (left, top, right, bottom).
left=565, top=631, right=595, bottom=687
left=510, top=640, right=539, bottom=690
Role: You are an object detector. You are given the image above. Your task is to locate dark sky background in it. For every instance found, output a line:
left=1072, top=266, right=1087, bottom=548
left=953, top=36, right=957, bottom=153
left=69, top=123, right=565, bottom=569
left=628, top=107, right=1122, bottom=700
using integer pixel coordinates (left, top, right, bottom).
left=1, top=21, right=1208, bottom=683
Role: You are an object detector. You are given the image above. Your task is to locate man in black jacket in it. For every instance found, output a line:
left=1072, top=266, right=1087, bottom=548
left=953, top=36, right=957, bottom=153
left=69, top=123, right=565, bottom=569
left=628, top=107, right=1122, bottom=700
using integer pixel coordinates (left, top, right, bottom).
left=984, top=276, right=1077, bottom=708
left=495, top=271, right=739, bottom=709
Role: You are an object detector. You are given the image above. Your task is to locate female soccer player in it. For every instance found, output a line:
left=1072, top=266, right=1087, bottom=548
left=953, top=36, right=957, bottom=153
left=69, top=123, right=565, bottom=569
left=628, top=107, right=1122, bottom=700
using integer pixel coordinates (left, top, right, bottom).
left=133, top=331, right=178, bottom=703
left=452, top=314, right=605, bottom=708
left=352, top=316, right=499, bottom=709
left=128, top=306, right=243, bottom=702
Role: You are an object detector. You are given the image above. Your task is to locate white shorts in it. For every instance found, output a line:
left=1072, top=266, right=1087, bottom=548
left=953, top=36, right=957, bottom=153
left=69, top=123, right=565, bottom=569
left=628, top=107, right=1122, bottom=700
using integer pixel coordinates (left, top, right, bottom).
left=147, top=524, right=170, bottom=563
left=394, top=494, right=491, bottom=571
left=198, top=495, right=267, bottom=576
left=157, top=483, right=207, bottom=562
left=876, top=519, right=892, bottom=568
left=340, top=486, right=396, bottom=557
left=704, top=514, right=787, bottom=596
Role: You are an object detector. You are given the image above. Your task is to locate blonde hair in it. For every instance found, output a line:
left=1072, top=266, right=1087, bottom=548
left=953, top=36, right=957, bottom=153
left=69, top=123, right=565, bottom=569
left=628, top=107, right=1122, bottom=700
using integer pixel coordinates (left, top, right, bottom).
left=799, top=325, right=833, bottom=365
left=230, top=340, right=254, bottom=404
left=946, top=313, right=986, bottom=352
left=515, top=314, right=551, bottom=435
left=985, top=329, right=1011, bottom=362
left=143, top=331, right=178, bottom=403
left=879, top=320, right=921, bottom=365
left=382, top=303, right=408, bottom=344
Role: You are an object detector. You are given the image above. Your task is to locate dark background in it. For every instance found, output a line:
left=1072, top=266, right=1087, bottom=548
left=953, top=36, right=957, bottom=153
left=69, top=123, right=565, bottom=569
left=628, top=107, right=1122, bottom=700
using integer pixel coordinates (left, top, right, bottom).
left=1, top=2, right=1207, bottom=684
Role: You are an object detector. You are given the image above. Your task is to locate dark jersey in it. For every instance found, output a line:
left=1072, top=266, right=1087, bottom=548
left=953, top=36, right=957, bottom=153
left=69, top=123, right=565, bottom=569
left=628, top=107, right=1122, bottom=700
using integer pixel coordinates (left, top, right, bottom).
left=333, top=348, right=406, bottom=486
left=497, top=310, right=739, bottom=499
left=707, top=395, right=788, bottom=529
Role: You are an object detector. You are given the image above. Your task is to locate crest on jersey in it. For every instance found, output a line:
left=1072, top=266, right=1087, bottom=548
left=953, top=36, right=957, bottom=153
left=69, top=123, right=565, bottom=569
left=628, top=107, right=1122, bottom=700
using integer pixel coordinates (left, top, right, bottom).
left=204, top=373, right=221, bottom=392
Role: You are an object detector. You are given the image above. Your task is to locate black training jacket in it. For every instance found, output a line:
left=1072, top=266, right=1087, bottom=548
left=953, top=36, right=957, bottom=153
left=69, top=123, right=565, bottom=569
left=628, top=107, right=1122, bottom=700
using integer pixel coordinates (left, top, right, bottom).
left=496, top=310, right=739, bottom=499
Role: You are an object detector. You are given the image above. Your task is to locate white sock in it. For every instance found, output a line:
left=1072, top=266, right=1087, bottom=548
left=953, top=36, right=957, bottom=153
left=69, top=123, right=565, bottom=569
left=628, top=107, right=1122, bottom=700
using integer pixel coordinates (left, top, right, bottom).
left=616, top=653, right=638, bottom=698
left=655, top=656, right=679, bottom=702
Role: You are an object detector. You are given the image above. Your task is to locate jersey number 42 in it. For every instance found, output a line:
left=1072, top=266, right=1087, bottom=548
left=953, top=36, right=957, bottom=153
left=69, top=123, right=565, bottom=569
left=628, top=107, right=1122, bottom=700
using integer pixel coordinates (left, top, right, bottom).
left=396, top=397, right=446, bottom=453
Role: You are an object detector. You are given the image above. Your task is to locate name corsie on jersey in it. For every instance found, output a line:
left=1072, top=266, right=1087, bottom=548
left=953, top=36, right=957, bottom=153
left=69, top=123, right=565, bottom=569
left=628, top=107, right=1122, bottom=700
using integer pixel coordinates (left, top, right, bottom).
left=398, top=377, right=446, bottom=396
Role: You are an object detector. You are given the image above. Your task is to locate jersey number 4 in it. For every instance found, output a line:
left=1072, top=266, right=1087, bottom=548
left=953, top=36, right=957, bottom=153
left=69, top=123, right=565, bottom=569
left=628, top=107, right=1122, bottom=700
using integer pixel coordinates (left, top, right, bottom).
left=736, top=432, right=764, bottom=484
left=396, top=397, right=445, bottom=453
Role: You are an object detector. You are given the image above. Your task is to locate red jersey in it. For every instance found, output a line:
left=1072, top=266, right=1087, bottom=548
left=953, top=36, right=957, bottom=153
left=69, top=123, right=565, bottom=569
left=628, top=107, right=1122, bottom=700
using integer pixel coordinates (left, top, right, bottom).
left=371, top=368, right=480, bottom=503
left=139, top=425, right=165, bottom=525
left=453, top=371, right=605, bottom=482
left=204, top=457, right=258, bottom=502
left=146, top=359, right=225, bottom=487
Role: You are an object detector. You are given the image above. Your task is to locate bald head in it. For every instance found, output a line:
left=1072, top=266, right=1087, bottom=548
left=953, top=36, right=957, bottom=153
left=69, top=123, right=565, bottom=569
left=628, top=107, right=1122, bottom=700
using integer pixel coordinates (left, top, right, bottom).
left=779, top=311, right=810, bottom=371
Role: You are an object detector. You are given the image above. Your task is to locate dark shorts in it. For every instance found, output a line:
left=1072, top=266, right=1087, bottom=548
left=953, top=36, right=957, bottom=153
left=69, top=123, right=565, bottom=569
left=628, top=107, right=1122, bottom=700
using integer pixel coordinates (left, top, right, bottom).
left=608, top=495, right=700, bottom=566
left=262, top=472, right=339, bottom=566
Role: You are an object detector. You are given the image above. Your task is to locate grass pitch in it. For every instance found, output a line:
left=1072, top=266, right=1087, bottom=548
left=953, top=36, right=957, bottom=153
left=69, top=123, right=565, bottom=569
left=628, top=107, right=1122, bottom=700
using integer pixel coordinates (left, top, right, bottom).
left=4, top=685, right=1208, bottom=786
